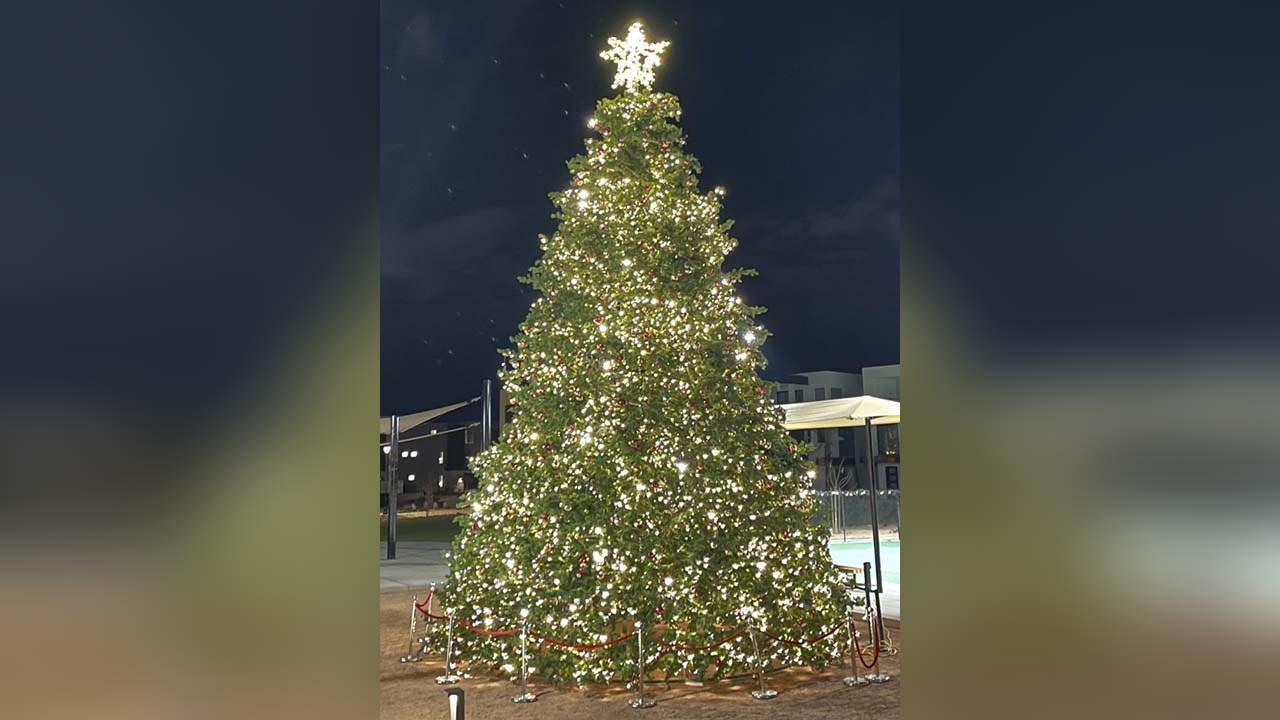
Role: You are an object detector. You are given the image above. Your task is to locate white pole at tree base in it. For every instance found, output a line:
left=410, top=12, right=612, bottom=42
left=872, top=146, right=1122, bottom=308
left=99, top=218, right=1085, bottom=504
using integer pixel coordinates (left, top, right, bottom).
left=628, top=619, right=656, bottom=709
left=400, top=592, right=419, bottom=663
left=513, top=618, right=537, bottom=703
left=436, top=611, right=460, bottom=685
left=747, top=624, right=777, bottom=700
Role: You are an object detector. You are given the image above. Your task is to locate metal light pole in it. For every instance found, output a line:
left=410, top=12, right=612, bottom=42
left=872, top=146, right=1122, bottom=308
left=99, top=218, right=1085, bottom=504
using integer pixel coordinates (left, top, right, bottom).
left=387, top=414, right=400, bottom=560
left=481, top=379, right=493, bottom=449
left=863, top=417, right=885, bottom=640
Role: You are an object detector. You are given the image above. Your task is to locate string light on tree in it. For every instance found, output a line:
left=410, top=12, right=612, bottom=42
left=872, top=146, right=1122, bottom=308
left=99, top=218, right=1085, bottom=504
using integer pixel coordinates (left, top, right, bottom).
left=422, top=20, right=844, bottom=684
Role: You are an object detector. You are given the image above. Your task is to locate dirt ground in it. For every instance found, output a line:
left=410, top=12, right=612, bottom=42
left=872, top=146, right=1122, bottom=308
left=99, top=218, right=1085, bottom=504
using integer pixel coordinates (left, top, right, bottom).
left=380, top=590, right=900, bottom=719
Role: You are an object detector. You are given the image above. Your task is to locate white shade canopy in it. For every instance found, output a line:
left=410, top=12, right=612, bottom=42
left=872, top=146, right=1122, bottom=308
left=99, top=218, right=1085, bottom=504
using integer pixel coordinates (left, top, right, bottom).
left=780, top=395, right=900, bottom=430
left=379, top=397, right=478, bottom=436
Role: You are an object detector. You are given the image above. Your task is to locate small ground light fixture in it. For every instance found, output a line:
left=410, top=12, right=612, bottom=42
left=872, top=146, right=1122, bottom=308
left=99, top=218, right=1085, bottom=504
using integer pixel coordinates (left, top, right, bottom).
left=444, top=688, right=464, bottom=720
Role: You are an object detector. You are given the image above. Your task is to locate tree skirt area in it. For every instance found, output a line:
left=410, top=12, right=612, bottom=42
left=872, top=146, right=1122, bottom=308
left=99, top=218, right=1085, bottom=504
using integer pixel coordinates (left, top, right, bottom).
left=381, top=590, right=900, bottom=719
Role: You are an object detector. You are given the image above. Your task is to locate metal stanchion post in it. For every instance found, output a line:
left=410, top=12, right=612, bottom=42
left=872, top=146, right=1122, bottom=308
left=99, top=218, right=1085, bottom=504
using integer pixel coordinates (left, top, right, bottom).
left=843, top=611, right=869, bottom=687
left=747, top=625, right=778, bottom=700
left=628, top=620, right=655, bottom=709
left=513, top=619, right=537, bottom=703
left=400, top=592, right=420, bottom=663
left=864, top=605, right=891, bottom=683
left=436, top=609, right=460, bottom=684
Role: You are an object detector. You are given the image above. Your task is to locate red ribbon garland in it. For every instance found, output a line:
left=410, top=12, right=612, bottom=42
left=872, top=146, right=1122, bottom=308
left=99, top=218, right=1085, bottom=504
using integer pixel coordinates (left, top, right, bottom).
left=414, top=592, right=866, bottom=658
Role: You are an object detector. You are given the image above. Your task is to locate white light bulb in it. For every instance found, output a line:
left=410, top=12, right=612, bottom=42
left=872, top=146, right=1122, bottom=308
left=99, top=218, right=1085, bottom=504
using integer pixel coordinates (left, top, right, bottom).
left=743, top=331, right=756, bottom=343
left=675, top=461, right=688, bottom=474
left=587, top=117, right=598, bottom=128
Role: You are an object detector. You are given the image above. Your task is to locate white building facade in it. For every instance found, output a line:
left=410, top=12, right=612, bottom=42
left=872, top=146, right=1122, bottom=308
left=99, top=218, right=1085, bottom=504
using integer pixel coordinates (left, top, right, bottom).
left=771, top=365, right=900, bottom=491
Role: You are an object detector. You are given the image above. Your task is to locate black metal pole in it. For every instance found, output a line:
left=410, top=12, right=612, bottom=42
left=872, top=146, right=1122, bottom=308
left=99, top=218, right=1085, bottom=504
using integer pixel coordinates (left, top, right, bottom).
left=482, top=379, right=493, bottom=449
left=863, top=417, right=885, bottom=638
left=388, top=414, right=399, bottom=560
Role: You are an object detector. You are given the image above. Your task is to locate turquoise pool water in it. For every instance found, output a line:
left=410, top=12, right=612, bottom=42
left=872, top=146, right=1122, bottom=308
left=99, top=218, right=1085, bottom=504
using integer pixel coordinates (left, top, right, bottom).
left=828, top=540, right=900, bottom=586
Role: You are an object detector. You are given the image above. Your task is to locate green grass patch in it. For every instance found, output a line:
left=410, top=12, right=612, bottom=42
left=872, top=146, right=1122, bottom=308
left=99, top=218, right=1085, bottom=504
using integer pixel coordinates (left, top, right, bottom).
left=380, top=513, right=464, bottom=542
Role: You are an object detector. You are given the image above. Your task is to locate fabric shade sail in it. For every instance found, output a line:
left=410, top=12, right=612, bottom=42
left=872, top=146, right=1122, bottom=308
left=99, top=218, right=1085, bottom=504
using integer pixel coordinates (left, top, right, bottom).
left=379, top=397, right=478, bottom=436
left=780, top=395, right=900, bottom=430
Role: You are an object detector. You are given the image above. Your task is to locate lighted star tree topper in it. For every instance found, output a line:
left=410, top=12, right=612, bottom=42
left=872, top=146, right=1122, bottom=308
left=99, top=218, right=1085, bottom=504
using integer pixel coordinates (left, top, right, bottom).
left=425, top=21, right=846, bottom=684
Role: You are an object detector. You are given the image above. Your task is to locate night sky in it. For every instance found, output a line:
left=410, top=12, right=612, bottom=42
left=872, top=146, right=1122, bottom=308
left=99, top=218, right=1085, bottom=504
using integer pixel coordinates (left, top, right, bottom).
left=380, top=0, right=898, bottom=415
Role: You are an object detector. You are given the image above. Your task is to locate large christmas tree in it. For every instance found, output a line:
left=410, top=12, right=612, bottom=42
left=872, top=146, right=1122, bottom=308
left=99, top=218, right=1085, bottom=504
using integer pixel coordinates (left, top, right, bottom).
left=429, top=22, right=845, bottom=684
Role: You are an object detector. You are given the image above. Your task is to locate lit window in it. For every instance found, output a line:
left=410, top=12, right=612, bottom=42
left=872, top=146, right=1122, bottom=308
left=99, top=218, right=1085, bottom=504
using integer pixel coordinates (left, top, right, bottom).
left=438, top=452, right=445, bottom=465
left=407, top=474, right=415, bottom=481
left=410, top=450, right=418, bottom=458
left=401, top=451, right=409, bottom=458
left=382, top=446, right=390, bottom=454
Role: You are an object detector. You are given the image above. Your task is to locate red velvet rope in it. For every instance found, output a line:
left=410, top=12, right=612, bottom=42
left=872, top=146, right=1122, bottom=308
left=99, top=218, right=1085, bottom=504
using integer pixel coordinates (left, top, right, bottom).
left=851, top=618, right=881, bottom=669
left=414, top=590, right=449, bottom=620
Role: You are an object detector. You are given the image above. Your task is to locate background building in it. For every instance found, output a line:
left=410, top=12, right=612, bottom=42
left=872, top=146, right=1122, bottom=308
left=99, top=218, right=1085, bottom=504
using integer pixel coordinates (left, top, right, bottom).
left=770, top=365, right=900, bottom=491
left=380, top=420, right=483, bottom=509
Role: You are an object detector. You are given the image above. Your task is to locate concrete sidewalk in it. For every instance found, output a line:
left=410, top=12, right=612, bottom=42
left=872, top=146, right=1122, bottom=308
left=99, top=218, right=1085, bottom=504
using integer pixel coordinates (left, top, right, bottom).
left=379, top=541, right=450, bottom=593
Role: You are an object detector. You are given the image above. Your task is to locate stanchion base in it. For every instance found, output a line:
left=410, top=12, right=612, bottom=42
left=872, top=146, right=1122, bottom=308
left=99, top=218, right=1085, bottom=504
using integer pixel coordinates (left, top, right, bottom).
left=751, top=689, right=779, bottom=700
left=866, top=674, right=892, bottom=683
left=512, top=692, right=538, bottom=704
left=434, top=675, right=460, bottom=685
left=627, top=697, right=656, bottom=709
left=843, top=676, right=870, bottom=687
